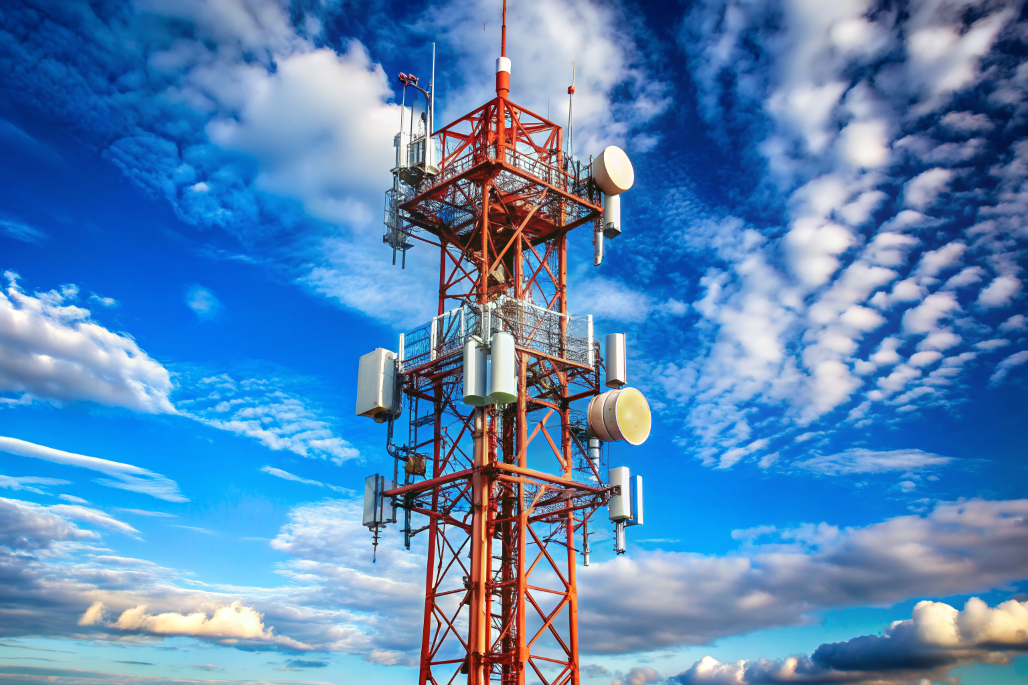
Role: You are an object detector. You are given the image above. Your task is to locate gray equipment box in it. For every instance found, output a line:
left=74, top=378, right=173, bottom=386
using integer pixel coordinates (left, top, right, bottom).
left=608, top=466, right=631, bottom=522
left=363, top=474, right=396, bottom=527
left=356, top=348, right=398, bottom=422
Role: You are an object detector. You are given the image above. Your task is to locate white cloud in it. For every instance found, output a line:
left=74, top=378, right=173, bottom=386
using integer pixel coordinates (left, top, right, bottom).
left=903, top=167, right=953, bottom=210
left=5, top=487, right=1028, bottom=666
left=0, top=273, right=174, bottom=412
left=901, top=291, right=960, bottom=335
left=0, top=474, right=68, bottom=495
left=784, top=218, right=856, bottom=287
left=114, top=601, right=278, bottom=640
left=177, top=373, right=359, bottom=464
left=115, top=508, right=175, bottom=518
left=205, top=45, right=397, bottom=227
left=914, top=241, right=965, bottom=278
left=905, top=9, right=1014, bottom=110
left=0, top=435, right=186, bottom=502
left=976, top=274, right=1022, bottom=309
left=975, top=338, right=1010, bottom=352
left=731, top=525, right=777, bottom=541
left=794, top=448, right=952, bottom=475
left=88, top=293, right=118, bottom=308
left=908, top=350, right=942, bottom=367
left=572, top=276, right=656, bottom=323
left=612, top=667, right=662, bottom=685
left=870, top=337, right=902, bottom=365
left=0, top=496, right=96, bottom=550
left=717, top=439, right=770, bottom=470
left=943, top=265, right=985, bottom=289
left=838, top=190, right=887, bottom=226
left=49, top=504, right=139, bottom=537
left=260, top=466, right=351, bottom=494
left=78, top=601, right=104, bottom=626
left=267, top=498, right=426, bottom=658
left=839, top=120, right=890, bottom=168
left=990, top=350, right=1028, bottom=385
left=665, top=0, right=1026, bottom=462
left=0, top=214, right=46, bottom=244
left=0, top=494, right=405, bottom=658
left=916, top=329, right=961, bottom=351
left=577, top=498, right=1028, bottom=653
left=185, top=285, right=222, bottom=320
left=939, top=111, right=994, bottom=133
left=998, top=314, right=1027, bottom=333
left=806, top=360, right=860, bottom=420
left=302, top=239, right=439, bottom=328
left=678, top=597, right=1028, bottom=685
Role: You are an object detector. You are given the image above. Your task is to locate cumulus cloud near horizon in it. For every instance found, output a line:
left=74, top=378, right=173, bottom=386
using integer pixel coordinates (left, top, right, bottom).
left=113, top=601, right=297, bottom=643
left=577, top=498, right=1028, bottom=654
left=0, top=493, right=424, bottom=663
left=677, top=596, right=1028, bottom=685
left=4, top=488, right=1028, bottom=669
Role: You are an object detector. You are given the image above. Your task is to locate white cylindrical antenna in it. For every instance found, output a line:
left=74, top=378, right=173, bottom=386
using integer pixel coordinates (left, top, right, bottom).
left=396, top=84, right=407, bottom=170
left=603, top=194, right=621, bottom=238
left=489, top=331, right=517, bottom=404
left=587, top=314, right=594, bottom=368
left=605, top=333, right=626, bottom=388
left=463, top=338, right=491, bottom=406
left=593, top=221, right=603, bottom=266
left=587, top=437, right=600, bottom=472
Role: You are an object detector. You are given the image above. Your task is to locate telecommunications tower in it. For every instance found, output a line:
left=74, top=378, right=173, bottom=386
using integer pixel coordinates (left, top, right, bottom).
left=357, top=4, right=652, bottom=685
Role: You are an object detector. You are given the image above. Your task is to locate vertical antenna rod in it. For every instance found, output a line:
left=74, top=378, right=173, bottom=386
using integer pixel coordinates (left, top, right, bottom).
left=430, top=42, right=436, bottom=137
left=567, top=59, right=576, bottom=159
left=496, top=0, right=510, bottom=97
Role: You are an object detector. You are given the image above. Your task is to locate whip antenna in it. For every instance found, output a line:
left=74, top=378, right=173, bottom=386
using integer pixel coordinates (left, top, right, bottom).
left=567, top=59, right=576, bottom=159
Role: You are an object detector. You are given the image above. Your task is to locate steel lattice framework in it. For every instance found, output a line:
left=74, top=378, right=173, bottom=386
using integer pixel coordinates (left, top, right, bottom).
left=380, top=22, right=613, bottom=685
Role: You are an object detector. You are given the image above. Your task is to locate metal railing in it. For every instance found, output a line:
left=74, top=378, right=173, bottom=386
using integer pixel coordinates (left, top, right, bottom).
left=400, top=298, right=593, bottom=371
left=428, top=142, right=591, bottom=200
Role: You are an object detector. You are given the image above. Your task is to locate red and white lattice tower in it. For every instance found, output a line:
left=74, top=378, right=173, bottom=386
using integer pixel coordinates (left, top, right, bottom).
left=364, top=4, right=649, bottom=685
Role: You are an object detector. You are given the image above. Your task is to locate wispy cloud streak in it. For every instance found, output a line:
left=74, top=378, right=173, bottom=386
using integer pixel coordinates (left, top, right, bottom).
left=0, top=436, right=186, bottom=503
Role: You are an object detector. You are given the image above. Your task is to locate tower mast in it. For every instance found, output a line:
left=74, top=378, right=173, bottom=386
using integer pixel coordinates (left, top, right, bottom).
left=362, top=4, right=650, bottom=685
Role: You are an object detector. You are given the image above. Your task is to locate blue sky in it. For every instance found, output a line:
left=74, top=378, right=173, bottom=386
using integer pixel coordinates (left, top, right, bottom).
left=1, top=0, right=1027, bottom=684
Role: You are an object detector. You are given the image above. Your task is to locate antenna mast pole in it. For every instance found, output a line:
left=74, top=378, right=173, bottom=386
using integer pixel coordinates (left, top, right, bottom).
left=431, top=42, right=436, bottom=137
left=567, top=60, right=576, bottom=159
